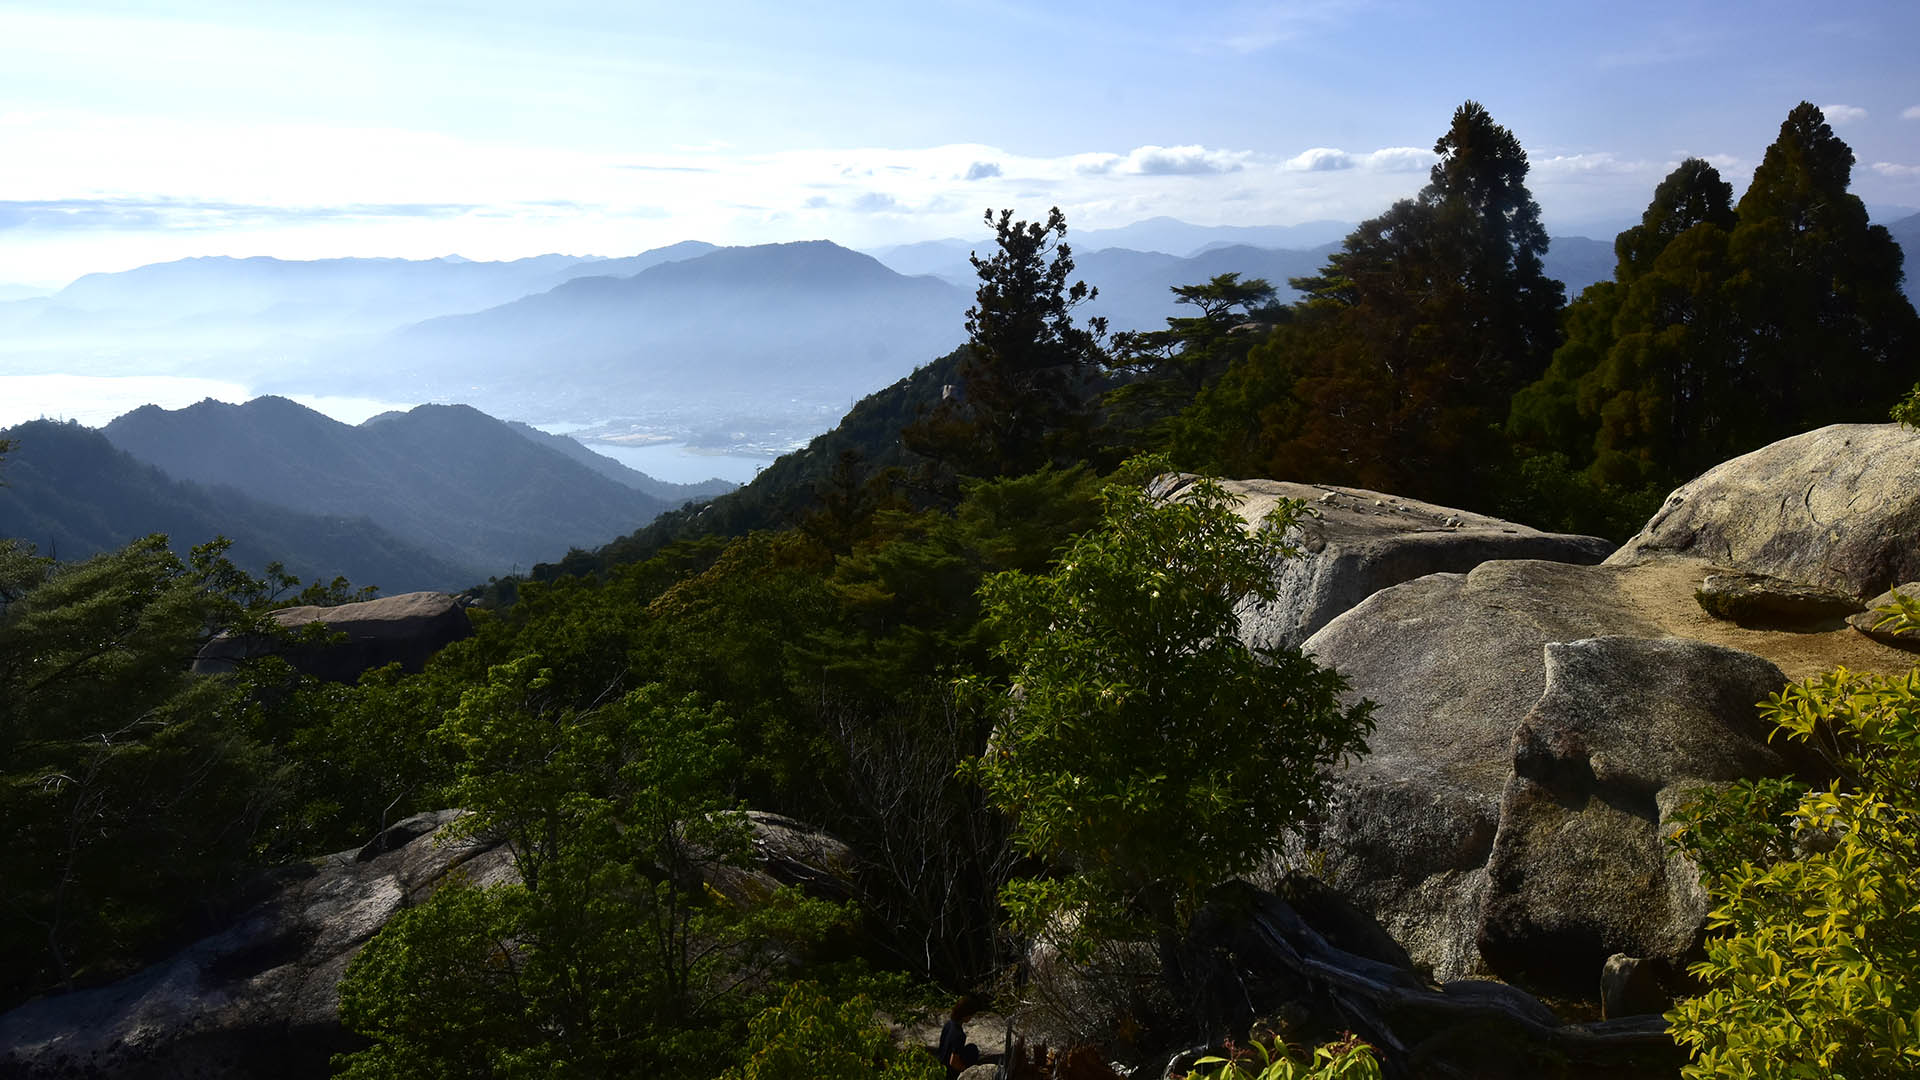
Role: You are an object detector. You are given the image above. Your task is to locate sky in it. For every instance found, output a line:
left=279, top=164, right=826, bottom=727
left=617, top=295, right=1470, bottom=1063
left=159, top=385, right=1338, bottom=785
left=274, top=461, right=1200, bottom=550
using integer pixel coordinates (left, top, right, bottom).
left=2, top=0, right=1917, bottom=287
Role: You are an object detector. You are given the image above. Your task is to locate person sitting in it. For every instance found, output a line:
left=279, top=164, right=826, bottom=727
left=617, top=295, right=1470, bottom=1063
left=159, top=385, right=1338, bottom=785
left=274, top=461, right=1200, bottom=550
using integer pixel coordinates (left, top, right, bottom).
left=937, top=994, right=984, bottom=1077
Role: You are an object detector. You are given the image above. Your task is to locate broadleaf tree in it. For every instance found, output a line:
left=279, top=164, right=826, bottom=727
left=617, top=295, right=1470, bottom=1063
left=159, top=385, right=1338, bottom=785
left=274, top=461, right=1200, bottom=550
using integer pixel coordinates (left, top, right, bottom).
left=966, top=462, right=1373, bottom=997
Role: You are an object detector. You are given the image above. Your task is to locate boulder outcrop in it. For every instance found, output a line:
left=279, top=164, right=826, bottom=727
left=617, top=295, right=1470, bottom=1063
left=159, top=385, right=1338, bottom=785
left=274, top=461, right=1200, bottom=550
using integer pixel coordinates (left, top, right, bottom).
left=193, top=591, right=473, bottom=683
left=1301, top=555, right=1910, bottom=986
left=1152, top=475, right=1613, bottom=650
left=1475, top=637, right=1816, bottom=997
left=1289, top=425, right=1920, bottom=991
left=1607, top=423, right=1920, bottom=600
left=0, top=811, right=508, bottom=1080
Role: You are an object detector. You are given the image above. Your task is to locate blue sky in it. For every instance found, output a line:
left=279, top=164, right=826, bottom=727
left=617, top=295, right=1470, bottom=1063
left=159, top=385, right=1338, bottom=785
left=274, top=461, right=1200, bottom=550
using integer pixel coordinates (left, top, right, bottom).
left=2, top=0, right=1916, bottom=285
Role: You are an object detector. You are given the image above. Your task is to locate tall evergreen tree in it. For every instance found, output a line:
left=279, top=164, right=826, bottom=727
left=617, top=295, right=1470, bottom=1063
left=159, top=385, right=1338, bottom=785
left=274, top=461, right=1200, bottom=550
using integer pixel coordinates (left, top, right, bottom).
left=1729, top=102, right=1918, bottom=439
left=1510, top=105, right=1919, bottom=499
left=1193, top=101, right=1562, bottom=504
left=905, top=208, right=1107, bottom=478
left=1510, top=157, right=1744, bottom=486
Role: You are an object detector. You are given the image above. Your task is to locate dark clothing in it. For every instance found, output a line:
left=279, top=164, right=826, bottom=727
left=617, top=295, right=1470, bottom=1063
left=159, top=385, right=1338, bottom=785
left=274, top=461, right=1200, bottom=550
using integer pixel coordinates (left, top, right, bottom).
left=937, top=1018, right=980, bottom=1077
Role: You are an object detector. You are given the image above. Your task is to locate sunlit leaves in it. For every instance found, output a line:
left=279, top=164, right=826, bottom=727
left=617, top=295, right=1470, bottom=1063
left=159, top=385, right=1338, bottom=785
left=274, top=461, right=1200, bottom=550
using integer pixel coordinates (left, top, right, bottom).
left=1668, top=664, right=1920, bottom=1079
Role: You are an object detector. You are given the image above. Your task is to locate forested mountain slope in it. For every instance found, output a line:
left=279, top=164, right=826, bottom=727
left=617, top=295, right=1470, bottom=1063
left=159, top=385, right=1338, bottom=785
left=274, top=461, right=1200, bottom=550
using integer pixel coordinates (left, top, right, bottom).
left=0, top=419, right=473, bottom=590
left=104, top=397, right=672, bottom=575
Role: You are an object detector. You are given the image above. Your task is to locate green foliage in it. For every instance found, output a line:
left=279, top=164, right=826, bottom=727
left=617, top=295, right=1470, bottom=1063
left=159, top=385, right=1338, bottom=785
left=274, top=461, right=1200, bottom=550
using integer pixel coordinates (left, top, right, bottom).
left=0, top=535, right=304, bottom=1002
left=1667, top=664, right=1920, bottom=1079
left=336, top=660, right=848, bottom=1079
left=1193, top=1033, right=1383, bottom=1080
left=1185, top=102, right=1561, bottom=507
left=720, top=983, right=944, bottom=1080
left=907, top=208, right=1110, bottom=477
left=1873, top=588, right=1920, bottom=639
left=966, top=466, right=1373, bottom=959
left=1512, top=106, right=1920, bottom=500
left=1894, top=383, right=1920, bottom=430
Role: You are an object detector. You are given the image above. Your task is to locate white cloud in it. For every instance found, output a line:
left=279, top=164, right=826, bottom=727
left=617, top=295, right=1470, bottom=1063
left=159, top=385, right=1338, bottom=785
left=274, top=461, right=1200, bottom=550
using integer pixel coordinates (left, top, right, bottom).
left=1871, top=162, right=1920, bottom=179
left=1119, top=145, right=1246, bottom=176
left=1362, top=147, right=1435, bottom=173
left=849, top=192, right=899, bottom=213
left=1821, top=104, right=1868, bottom=125
left=962, top=161, right=1002, bottom=181
left=1073, top=153, right=1121, bottom=175
left=1284, top=146, right=1433, bottom=173
left=1903, top=105, right=1920, bottom=121
left=1534, top=152, right=1645, bottom=176
left=1285, top=148, right=1354, bottom=172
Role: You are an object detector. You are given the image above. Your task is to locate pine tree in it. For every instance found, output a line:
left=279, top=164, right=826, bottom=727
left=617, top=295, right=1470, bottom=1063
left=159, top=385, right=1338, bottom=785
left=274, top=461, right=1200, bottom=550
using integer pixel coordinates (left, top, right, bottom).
left=1729, top=102, right=1918, bottom=439
left=1218, top=101, right=1563, bottom=504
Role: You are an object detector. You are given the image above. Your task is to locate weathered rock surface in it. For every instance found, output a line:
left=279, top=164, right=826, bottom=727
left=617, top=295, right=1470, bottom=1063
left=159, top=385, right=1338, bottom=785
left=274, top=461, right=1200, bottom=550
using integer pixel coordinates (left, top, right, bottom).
left=193, top=591, right=473, bottom=682
left=1476, top=637, right=1816, bottom=996
left=1150, top=475, right=1612, bottom=650
left=1608, top=423, right=1920, bottom=600
left=707, top=810, right=859, bottom=904
left=0, top=811, right=508, bottom=1080
left=1300, top=556, right=1912, bottom=986
left=1695, top=570, right=1864, bottom=625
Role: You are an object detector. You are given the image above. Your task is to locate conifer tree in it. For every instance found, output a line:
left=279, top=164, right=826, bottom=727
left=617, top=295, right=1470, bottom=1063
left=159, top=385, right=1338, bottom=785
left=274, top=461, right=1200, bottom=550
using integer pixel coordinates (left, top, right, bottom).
left=1509, top=104, right=1919, bottom=496
left=1729, top=102, right=1918, bottom=439
left=905, top=208, right=1107, bottom=478
left=1197, top=101, right=1562, bottom=504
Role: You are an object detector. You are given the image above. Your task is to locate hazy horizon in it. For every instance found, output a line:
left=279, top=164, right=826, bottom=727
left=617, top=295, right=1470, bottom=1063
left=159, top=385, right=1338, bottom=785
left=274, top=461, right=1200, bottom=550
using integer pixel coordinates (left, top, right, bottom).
left=3, top=2, right=1916, bottom=287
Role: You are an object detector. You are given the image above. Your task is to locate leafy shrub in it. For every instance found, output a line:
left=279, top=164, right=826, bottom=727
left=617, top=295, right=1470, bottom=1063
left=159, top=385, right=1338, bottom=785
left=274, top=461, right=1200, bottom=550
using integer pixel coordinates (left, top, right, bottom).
left=1667, top=659, right=1920, bottom=1079
left=1192, top=1032, right=1382, bottom=1080
left=721, top=983, right=942, bottom=1080
left=966, top=463, right=1373, bottom=964
left=1893, top=382, right=1920, bottom=429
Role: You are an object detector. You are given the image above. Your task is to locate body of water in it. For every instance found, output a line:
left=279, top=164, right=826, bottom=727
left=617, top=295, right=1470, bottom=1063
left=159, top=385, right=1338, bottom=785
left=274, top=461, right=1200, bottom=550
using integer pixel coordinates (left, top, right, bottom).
left=583, top=440, right=776, bottom=485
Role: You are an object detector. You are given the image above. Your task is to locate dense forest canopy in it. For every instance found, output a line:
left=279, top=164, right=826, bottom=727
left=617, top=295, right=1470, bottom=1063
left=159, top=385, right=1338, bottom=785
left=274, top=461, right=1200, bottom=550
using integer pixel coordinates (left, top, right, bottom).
left=3, top=101, right=1918, bottom=1079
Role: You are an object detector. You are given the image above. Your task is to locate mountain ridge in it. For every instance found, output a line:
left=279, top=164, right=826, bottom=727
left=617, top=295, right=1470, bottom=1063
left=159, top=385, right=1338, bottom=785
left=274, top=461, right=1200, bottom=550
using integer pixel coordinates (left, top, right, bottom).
left=103, top=397, right=676, bottom=576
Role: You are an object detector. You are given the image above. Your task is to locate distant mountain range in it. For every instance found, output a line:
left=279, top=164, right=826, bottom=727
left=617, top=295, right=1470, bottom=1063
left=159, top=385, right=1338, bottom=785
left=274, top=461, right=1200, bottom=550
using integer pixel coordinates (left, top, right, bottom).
left=316, top=240, right=972, bottom=422
left=865, top=233, right=1619, bottom=314
left=100, top=397, right=687, bottom=577
left=4, top=215, right=1912, bottom=455
left=0, top=419, right=474, bottom=592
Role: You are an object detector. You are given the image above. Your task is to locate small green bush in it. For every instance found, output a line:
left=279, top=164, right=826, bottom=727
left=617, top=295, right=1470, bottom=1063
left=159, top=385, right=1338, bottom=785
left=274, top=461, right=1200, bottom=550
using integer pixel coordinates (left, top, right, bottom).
left=1192, top=1032, right=1383, bottom=1080
left=720, top=983, right=942, bottom=1080
left=1893, top=382, right=1920, bottom=429
left=1667, top=659, right=1920, bottom=1079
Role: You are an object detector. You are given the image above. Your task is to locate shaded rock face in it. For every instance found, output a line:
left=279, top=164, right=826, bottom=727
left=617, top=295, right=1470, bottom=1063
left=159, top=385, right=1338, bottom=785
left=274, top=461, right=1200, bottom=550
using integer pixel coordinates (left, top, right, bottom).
left=1301, top=560, right=1660, bottom=981
left=1298, top=553, right=1906, bottom=987
left=1476, top=637, right=1812, bottom=997
left=194, top=591, right=473, bottom=683
left=1153, top=475, right=1613, bottom=651
left=1608, top=423, right=1920, bottom=600
left=0, top=811, right=509, bottom=1080
left=0, top=810, right=859, bottom=1080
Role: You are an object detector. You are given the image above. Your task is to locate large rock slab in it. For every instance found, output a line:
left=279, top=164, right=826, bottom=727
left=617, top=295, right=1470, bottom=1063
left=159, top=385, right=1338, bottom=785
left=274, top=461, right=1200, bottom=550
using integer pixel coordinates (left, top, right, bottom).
left=194, top=591, right=473, bottom=682
left=0, top=811, right=509, bottom=1080
left=1607, top=423, right=1920, bottom=600
left=1152, top=475, right=1613, bottom=650
left=1476, top=637, right=1811, bottom=997
left=1299, top=555, right=1914, bottom=985
left=1301, top=560, right=1661, bottom=981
